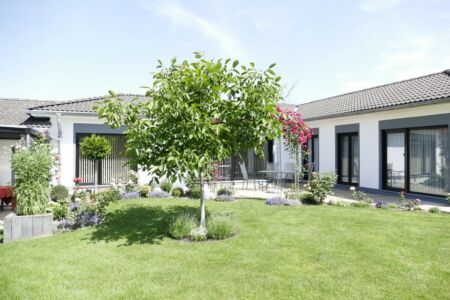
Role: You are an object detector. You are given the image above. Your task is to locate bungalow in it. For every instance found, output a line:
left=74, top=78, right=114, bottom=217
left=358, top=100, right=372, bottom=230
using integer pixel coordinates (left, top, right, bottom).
left=0, top=69, right=448, bottom=199
left=0, top=99, right=54, bottom=185
left=298, top=69, right=450, bottom=197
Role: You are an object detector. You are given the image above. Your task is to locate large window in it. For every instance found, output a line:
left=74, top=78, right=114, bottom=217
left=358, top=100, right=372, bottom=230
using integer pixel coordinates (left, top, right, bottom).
left=383, top=126, right=448, bottom=196
left=338, top=133, right=359, bottom=185
left=409, top=127, right=448, bottom=195
left=76, top=134, right=131, bottom=185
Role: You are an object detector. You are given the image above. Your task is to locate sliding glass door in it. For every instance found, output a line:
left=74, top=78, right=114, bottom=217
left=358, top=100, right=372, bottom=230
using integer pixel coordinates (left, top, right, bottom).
left=383, top=126, right=448, bottom=196
left=409, top=128, right=448, bottom=195
left=385, top=131, right=406, bottom=190
left=338, top=133, right=359, bottom=185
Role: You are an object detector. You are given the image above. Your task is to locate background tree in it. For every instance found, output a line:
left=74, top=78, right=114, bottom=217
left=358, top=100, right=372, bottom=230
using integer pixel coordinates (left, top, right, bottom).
left=80, top=135, right=112, bottom=193
left=96, top=52, right=283, bottom=229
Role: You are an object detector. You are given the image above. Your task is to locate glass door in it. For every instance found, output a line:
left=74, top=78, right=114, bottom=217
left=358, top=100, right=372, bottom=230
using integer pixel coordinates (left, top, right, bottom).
left=338, top=133, right=359, bottom=185
left=384, top=131, right=406, bottom=190
left=409, top=127, right=448, bottom=196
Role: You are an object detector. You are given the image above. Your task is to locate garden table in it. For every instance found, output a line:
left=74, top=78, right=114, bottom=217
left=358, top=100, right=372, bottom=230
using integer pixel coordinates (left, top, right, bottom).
left=258, top=170, right=295, bottom=190
left=0, top=186, right=15, bottom=210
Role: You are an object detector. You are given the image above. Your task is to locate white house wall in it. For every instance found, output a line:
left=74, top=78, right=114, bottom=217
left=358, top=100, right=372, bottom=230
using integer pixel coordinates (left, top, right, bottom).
left=303, top=102, right=450, bottom=190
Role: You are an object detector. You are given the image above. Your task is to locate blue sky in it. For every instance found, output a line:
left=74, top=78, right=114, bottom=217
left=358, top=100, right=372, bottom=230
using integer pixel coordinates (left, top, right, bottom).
left=0, top=0, right=449, bottom=104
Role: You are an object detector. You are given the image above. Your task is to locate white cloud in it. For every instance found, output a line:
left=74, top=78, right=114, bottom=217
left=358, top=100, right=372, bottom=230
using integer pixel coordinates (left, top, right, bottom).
left=146, top=0, right=246, bottom=58
left=359, top=0, right=405, bottom=12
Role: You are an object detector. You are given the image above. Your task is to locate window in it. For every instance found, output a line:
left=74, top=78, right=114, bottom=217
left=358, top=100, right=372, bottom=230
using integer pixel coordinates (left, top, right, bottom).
left=337, top=133, right=359, bottom=185
left=76, top=134, right=131, bottom=185
left=383, top=126, right=448, bottom=196
left=409, top=127, right=448, bottom=195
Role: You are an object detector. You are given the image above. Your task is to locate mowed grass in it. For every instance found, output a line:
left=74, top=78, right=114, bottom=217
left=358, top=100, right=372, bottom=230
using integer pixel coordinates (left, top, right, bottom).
left=0, top=198, right=449, bottom=299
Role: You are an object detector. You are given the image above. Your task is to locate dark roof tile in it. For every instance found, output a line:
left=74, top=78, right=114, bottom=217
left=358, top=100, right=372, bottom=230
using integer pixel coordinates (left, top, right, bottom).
left=297, top=70, right=450, bottom=121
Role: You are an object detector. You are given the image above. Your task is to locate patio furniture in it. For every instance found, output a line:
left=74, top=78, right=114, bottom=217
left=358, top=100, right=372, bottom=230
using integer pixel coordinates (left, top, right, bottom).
left=0, top=186, right=15, bottom=210
left=238, top=161, right=250, bottom=190
left=258, top=170, right=295, bottom=189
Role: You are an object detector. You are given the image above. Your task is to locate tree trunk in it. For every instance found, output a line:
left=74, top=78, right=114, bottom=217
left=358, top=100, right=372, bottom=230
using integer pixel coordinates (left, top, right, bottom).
left=294, top=147, right=300, bottom=191
left=199, top=176, right=206, bottom=228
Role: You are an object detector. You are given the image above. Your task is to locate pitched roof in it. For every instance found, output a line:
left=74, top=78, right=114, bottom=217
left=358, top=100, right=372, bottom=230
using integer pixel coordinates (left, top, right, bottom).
left=29, top=94, right=149, bottom=113
left=0, top=98, right=55, bottom=128
left=297, top=70, right=450, bottom=121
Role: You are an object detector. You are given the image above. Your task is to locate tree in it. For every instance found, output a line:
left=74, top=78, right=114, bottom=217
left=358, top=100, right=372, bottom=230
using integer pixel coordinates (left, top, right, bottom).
left=276, top=107, right=312, bottom=190
left=79, top=135, right=112, bottom=193
left=96, top=52, right=283, bottom=229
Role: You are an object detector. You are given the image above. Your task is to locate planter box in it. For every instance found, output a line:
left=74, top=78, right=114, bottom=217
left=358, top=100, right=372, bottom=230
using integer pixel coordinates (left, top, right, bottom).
left=3, top=213, right=54, bottom=243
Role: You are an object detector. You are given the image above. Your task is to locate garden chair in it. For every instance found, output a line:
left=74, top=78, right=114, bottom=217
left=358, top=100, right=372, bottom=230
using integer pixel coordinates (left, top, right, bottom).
left=238, top=161, right=250, bottom=190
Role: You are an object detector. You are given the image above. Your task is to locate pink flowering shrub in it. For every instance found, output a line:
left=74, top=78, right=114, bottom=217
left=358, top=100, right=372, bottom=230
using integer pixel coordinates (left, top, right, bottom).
left=276, top=106, right=312, bottom=189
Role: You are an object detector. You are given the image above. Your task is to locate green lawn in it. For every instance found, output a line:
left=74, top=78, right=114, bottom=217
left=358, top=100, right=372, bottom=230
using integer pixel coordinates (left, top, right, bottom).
left=1, top=198, right=449, bottom=299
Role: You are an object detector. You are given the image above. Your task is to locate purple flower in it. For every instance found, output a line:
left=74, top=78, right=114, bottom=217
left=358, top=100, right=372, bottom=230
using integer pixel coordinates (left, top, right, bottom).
left=70, top=202, right=80, bottom=211
left=120, top=191, right=141, bottom=199
left=266, top=197, right=301, bottom=206
left=149, top=191, right=171, bottom=198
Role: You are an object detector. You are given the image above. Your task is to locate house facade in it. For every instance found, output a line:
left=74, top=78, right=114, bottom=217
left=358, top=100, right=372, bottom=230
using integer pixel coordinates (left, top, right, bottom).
left=1, top=70, right=449, bottom=198
left=298, top=70, right=450, bottom=197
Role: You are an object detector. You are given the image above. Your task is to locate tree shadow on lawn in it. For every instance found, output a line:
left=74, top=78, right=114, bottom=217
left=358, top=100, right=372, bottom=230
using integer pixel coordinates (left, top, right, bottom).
left=87, top=204, right=198, bottom=246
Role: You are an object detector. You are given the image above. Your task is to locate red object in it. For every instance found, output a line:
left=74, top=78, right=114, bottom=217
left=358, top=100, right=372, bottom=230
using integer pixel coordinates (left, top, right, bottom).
left=0, top=186, right=15, bottom=208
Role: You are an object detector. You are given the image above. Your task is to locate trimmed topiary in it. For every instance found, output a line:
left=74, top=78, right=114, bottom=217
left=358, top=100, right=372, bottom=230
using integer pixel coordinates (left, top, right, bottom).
left=171, top=187, right=184, bottom=197
left=51, top=184, right=69, bottom=202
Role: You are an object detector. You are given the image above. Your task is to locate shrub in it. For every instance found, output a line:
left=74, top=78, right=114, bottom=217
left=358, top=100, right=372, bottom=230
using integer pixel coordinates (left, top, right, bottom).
left=388, top=203, right=398, bottom=209
left=190, top=227, right=208, bottom=241
left=414, top=206, right=422, bottom=211
left=428, top=207, right=441, bottom=214
left=447, top=194, right=450, bottom=204
left=160, top=181, right=173, bottom=193
left=306, top=172, right=337, bottom=204
left=52, top=201, right=69, bottom=220
left=11, top=143, right=53, bottom=215
left=172, top=187, right=184, bottom=197
left=217, top=187, right=233, bottom=196
left=215, top=195, right=235, bottom=202
left=149, top=190, right=170, bottom=198
left=125, top=170, right=139, bottom=192
left=351, top=201, right=371, bottom=208
left=169, top=213, right=197, bottom=240
left=404, top=198, right=421, bottom=211
left=51, top=185, right=69, bottom=202
left=140, top=184, right=152, bottom=197
left=185, top=177, right=201, bottom=198
left=352, top=190, right=373, bottom=204
left=95, top=188, right=121, bottom=216
left=207, top=214, right=236, bottom=240
left=265, top=197, right=301, bottom=206
left=375, top=201, right=388, bottom=209
left=188, top=186, right=202, bottom=199
left=299, top=191, right=316, bottom=204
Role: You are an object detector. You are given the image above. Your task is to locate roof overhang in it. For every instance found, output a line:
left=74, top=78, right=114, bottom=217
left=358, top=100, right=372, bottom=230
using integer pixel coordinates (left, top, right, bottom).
left=300, top=97, right=450, bottom=122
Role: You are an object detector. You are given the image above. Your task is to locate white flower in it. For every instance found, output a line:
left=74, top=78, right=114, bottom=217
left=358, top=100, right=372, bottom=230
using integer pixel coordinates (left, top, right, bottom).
left=350, top=186, right=356, bottom=191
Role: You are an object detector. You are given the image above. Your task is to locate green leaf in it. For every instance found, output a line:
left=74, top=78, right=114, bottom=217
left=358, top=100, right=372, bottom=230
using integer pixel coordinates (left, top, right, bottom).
left=232, top=60, right=239, bottom=68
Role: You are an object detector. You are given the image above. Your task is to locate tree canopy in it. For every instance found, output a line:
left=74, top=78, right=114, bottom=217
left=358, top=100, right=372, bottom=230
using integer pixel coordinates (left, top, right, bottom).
left=96, top=52, right=284, bottom=228
left=97, top=52, right=283, bottom=182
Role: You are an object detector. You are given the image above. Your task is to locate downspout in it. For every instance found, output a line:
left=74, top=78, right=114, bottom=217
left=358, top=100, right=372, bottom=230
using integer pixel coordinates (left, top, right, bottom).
left=56, top=113, right=62, bottom=185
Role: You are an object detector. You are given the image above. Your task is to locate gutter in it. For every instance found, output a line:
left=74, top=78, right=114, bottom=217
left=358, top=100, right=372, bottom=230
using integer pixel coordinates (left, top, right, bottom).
left=56, top=113, right=62, bottom=185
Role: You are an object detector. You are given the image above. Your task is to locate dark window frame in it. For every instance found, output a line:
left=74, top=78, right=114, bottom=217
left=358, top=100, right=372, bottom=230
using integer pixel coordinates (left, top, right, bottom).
left=75, top=133, right=130, bottom=186
left=337, top=132, right=359, bottom=186
left=382, top=124, right=449, bottom=197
